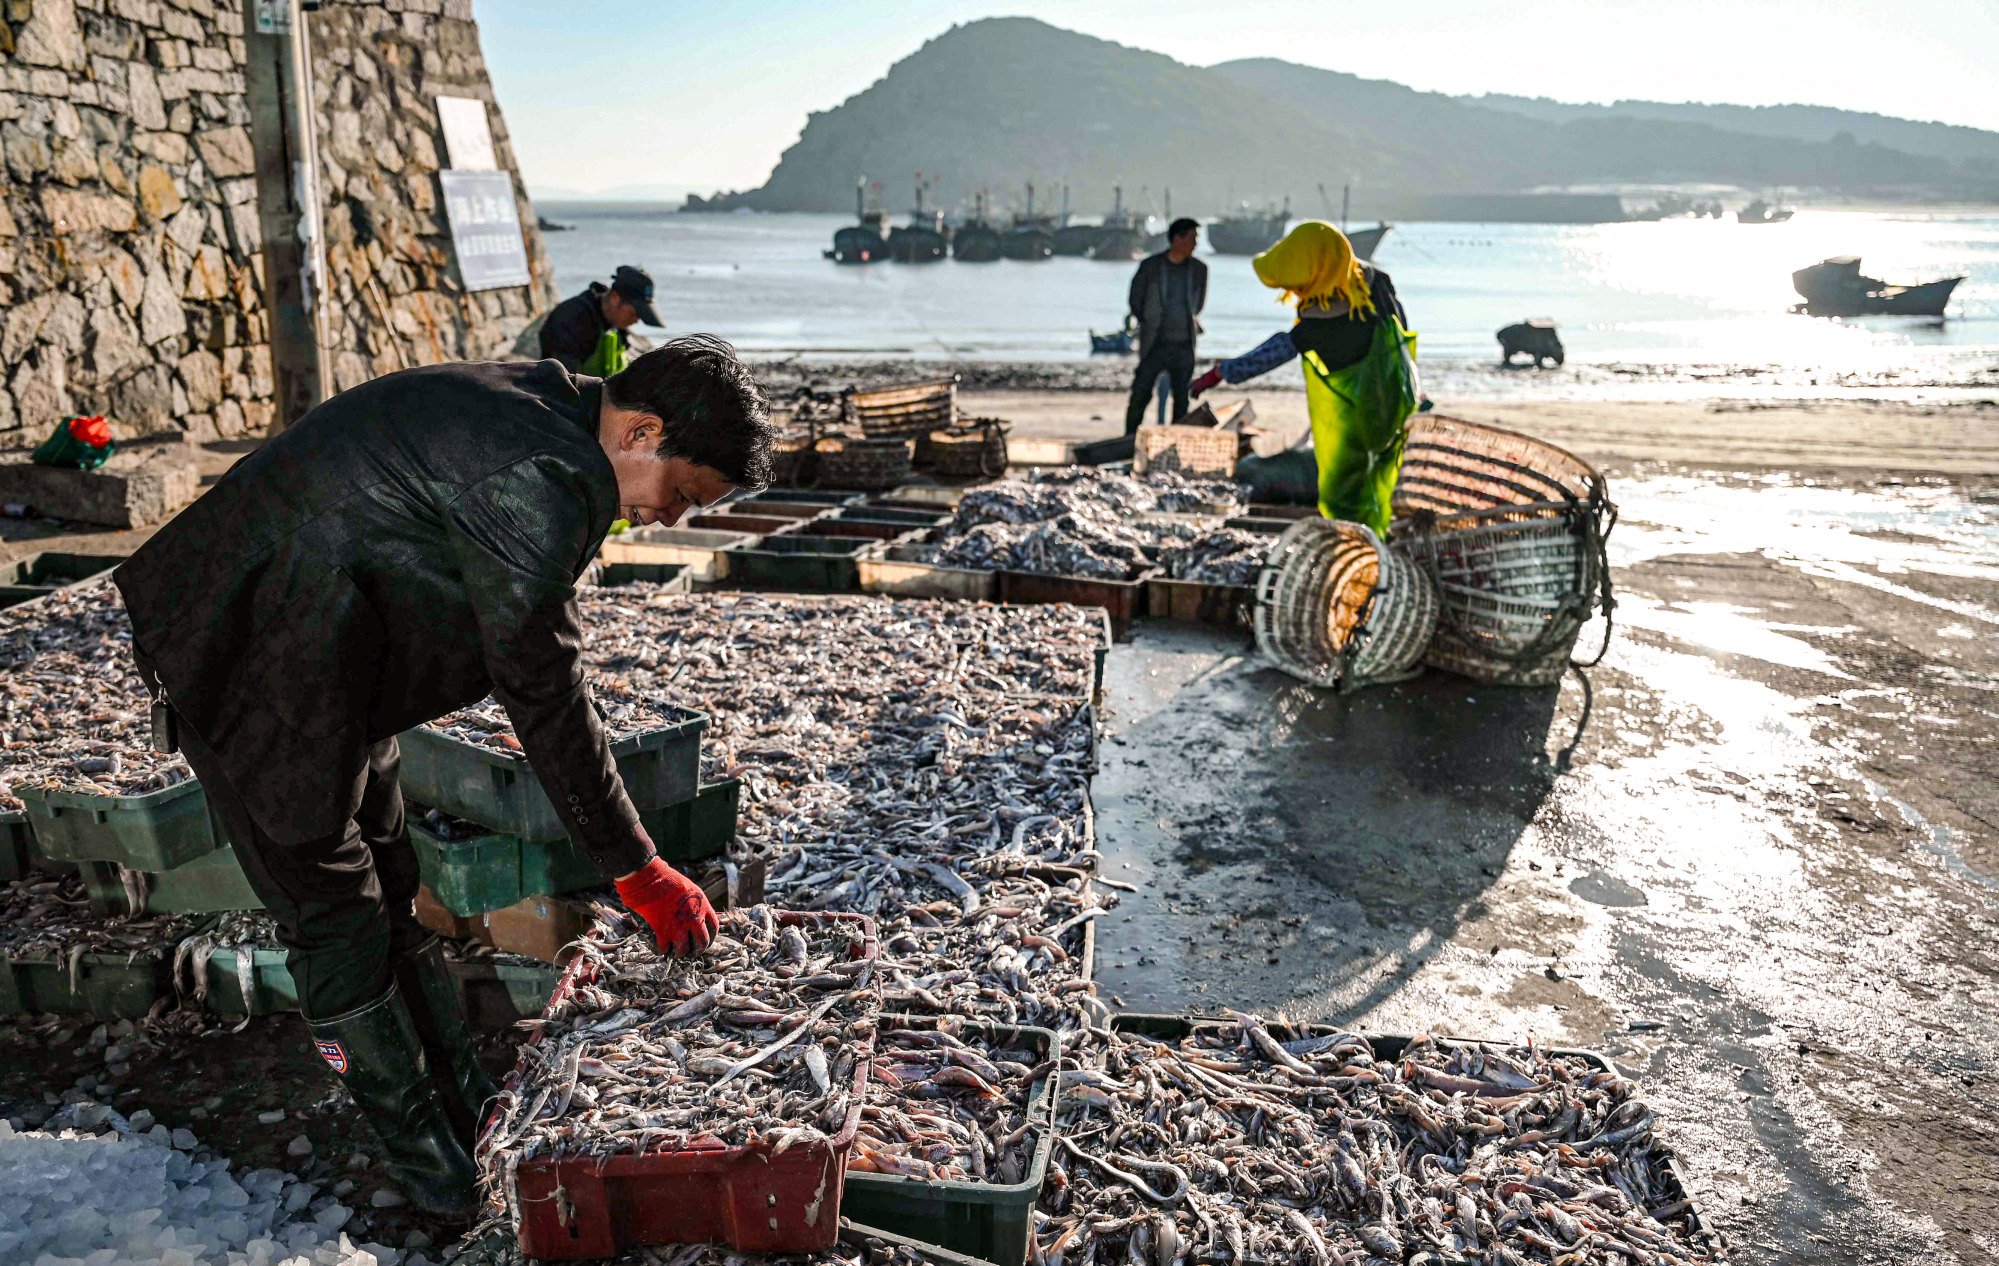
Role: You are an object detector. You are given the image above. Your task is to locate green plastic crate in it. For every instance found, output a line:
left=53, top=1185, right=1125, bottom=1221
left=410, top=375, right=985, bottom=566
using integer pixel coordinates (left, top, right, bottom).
left=0, top=812, right=36, bottom=881
left=841, top=1019, right=1059, bottom=1266
left=448, top=956, right=563, bottom=1030
left=413, top=779, right=742, bottom=917
left=0, top=552, right=123, bottom=610
left=18, top=778, right=224, bottom=871
left=396, top=706, right=708, bottom=842
left=201, top=943, right=296, bottom=1017
left=78, top=844, right=264, bottom=915
left=593, top=560, right=693, bottom=590
left=0, top=944, right=172, bottom=1018
left=722, top=534, right=869, bottom=592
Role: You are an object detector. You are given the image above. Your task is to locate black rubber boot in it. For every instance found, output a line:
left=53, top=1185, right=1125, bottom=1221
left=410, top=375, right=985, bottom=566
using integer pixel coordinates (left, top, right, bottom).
left=393, top=936, right=503, bottom=1149
left=306, top=983, right=479, bottom=1219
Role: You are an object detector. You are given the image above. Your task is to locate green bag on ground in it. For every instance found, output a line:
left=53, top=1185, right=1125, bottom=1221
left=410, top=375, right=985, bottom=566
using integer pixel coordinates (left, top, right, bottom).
left=31, top=415, right=116, bottom=472
left=579, top=329, right=626, bottom=377
left=1301, top=316, right=1418, bottom=534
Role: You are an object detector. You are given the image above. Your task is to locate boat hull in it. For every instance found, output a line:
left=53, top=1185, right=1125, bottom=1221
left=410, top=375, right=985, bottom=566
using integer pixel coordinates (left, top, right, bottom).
left=1000, top=230, right=1053, bottom=261
left=1799, top=275, right=1962, bottom=318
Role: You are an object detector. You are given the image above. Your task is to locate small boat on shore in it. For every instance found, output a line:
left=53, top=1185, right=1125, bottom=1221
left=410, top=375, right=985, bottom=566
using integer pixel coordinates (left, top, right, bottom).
left=1791, top=256, right=1963, bottom=318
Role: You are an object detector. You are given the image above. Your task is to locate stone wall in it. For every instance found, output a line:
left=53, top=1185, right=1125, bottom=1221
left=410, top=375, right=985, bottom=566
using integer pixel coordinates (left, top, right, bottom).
left=1, top=0, right=274, bottom=445
left=311, top=0, right=555, bottom=393
left=0, top=0, right=553, bottom=447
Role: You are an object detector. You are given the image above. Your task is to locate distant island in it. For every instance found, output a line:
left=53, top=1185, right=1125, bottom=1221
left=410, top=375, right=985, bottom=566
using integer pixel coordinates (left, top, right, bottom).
left=679, top=18, right=1999, bottom=219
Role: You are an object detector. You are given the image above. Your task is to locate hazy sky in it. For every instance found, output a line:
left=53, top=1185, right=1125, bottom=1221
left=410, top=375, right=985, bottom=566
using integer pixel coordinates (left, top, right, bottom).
left=477, top=1, right=1999, bottom=194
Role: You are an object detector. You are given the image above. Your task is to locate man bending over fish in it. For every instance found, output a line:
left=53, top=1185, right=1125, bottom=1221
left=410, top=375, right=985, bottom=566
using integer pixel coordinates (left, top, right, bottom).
left=115, top=335, right=774, bottom=1218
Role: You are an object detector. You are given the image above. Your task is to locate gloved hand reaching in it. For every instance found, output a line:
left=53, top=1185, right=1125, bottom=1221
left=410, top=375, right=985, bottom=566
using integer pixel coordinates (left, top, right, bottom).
left=614, top=856, right=720, bottom=956
left=1190, top=367, right=1223, bottom=398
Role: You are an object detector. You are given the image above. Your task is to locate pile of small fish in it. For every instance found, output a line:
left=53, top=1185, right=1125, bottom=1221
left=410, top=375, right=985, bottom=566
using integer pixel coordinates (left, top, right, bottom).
left=903, top=469, right=1254, bottom=581
left=854, top=1023, right=1049, bottom=1182
left=1038, top=1017, right=1717, bottom=1266
left=0, top=871, right=202, bottom=956
left=478, top=905, right=881, bottom=1219
left=1159, top=528, right=1271, bottom=587
left=423, top=682, right=693, bottom=754
left=0, top=584, right=191, bottom=807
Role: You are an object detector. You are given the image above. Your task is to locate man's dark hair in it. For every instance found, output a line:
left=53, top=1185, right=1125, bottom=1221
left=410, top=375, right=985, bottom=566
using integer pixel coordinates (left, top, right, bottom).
left=606, top=334, right=774, bottom=490
left=1168, top=217, right=1199, bottom=240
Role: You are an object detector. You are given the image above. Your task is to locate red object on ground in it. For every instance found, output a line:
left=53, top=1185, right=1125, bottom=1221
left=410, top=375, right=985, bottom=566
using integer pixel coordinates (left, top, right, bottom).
left=488, top=910, right=879, bottom=1259
left=68, top=415, right=111, bottom=447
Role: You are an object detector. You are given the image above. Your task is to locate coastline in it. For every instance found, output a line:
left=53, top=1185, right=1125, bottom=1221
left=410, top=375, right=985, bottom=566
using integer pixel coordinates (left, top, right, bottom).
left=742, top=356, right=1999, bottom=478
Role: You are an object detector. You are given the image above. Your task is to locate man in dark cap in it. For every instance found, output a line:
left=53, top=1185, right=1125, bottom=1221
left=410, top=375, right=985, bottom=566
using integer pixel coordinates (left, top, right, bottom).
left=116, top=335, right=773, bottom=1218
left=538, top=264, right=663, bottom=374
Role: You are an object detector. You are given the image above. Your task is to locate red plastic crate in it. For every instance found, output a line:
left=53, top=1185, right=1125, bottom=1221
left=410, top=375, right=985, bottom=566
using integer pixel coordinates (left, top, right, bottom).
left=490, top=910, right=879, bottom=1259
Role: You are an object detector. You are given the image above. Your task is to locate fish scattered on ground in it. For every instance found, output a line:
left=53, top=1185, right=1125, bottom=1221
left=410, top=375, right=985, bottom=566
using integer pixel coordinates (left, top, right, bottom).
left=1038, top=1017, right=1717, bottom=1265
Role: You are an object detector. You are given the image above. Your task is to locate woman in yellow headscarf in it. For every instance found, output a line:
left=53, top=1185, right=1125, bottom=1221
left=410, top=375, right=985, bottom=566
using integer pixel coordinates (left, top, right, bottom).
left=1190, top=221, right=1418, bottom=534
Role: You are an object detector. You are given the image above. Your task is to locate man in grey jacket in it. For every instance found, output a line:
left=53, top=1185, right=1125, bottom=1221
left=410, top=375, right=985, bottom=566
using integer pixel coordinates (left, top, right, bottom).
left=1123, top=218, right=1207, bottom=433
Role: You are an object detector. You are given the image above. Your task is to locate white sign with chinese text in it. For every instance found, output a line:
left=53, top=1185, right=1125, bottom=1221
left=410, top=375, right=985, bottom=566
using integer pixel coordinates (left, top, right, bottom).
left=439, top=169, right=530, bottom=291
left=435, top=96, right=497, bottom=172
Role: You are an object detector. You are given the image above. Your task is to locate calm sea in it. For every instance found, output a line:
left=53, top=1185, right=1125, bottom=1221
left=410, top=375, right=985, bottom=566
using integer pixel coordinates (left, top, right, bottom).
left=537, top=203, right=1998, bottom=400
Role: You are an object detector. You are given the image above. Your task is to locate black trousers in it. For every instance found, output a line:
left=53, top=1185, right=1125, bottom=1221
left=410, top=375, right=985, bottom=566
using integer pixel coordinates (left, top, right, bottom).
left=139, top=654, right=426, bottom=1020
left=1124, top=341, right=1197, bottom=434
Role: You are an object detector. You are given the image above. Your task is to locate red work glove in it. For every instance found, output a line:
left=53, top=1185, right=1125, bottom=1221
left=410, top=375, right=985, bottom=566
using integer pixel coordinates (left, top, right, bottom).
left=1190, top=367, right=1223, bottom=398
left=614, top=857, right=719, bottom=956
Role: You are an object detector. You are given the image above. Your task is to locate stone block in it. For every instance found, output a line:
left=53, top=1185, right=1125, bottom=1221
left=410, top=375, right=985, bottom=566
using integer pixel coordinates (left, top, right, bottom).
left=137, top=162, right=181, bottom=218
left=0, top=439, right=199, bottom=527
left=40, top=186, right=138, bottom=234
left=16, top=0, right=88, bottom=71
left=192, top=123, right=252, bottom=177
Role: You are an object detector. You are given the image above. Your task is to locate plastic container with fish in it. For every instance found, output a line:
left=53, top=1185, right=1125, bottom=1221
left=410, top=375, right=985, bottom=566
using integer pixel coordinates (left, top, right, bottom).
left=396, top=706, right=707, bottom=843
left=18, top=777, right=225, bottom=872
left=996, top=567, right=1153, bottom=642
left=495, top=910, right=880, bottom=1258
left=841, top=1017, right=1060, bottom=1266
left=723, top=534, right=872, bottom=593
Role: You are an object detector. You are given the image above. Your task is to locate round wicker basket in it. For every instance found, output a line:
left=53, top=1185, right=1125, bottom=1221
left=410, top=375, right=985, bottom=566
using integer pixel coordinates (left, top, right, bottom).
left=925, top=422, right=1010, bottom=478
left=813, top=435, right=913, bottom=491
left=1254, top=518, right=1438, bottom=691
left=1389, top=413, right=1617, bottom=685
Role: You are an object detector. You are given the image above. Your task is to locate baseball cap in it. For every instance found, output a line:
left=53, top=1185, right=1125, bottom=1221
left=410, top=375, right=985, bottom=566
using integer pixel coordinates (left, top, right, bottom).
left=611, top=265, right=662, bottom=328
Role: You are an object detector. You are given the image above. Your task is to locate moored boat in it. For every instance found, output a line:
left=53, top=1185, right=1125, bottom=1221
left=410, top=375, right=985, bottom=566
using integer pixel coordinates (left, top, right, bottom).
left=825, top=179, right=891, bottom=264
left=952, top=191, right=1002, bottom=262
left=1791, top=256, right=1962, bottom=318
left=1001, top=182, right=1055, bottom=260
left=889, top=178, right=949, bottom=263
left=1208, top=198, right=1290, bottom=255
left=1091, top=185, right=1147, bottom=261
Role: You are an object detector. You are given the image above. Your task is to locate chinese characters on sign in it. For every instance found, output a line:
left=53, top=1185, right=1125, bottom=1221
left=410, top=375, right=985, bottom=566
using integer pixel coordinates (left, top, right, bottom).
left=439, top=169, right=530, bottom=291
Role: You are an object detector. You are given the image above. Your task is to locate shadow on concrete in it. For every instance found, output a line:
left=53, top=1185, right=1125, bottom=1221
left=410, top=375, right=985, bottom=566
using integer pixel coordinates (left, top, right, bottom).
left=1092, top=622, right=1579, bottom=1022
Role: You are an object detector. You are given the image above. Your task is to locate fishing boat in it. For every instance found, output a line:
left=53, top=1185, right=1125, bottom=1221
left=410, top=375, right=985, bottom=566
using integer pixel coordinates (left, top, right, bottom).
left=1091, top=185, right=1147, bottom=262
left=952, top=191, right=1003, bottom=262
left=825, top=180, right=891, bottom=264
left=1791, top=256, right=1963, bottom=318
left=1317, top=183, right=1389, bottom=261
left=888, top=178, right=949, bottom=263
left=1737, top=198, right=1795, bottom=225
left=1051, top=185, right=1096, bottom=256
left=1001, top=183, right=1055, bottom=261
left=1089, top=320, right=1135, bottom=354
left=1208, top=198, right=1290, bottom=255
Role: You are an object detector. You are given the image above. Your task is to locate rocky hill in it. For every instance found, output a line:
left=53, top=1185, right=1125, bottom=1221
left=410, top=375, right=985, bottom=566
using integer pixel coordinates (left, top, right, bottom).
left=687, top=18, right=1997, bottom=216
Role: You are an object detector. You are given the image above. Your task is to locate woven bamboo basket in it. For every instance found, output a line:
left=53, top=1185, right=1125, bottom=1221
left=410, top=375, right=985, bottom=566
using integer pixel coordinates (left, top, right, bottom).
left=768, top=435, right=813, bottom=487
left=1392, top=413, right=1606, bottom=529
left=925, top=421, right=1010, bottom=478
left=1132, top=424, right=1240, bottom=479
left=1390, top=414, right=1616, bottom=685
left=1254, top=518, right=1438, bottom=690
left=1401, top=516, right=1600, bottom=686
left=813, top=436, right=913, bottom=491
